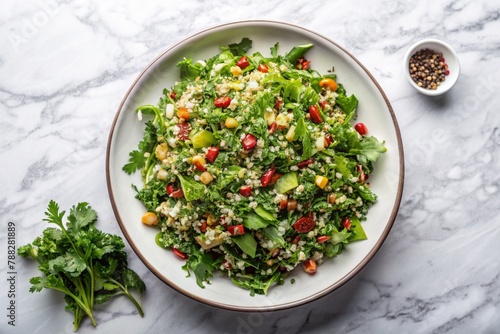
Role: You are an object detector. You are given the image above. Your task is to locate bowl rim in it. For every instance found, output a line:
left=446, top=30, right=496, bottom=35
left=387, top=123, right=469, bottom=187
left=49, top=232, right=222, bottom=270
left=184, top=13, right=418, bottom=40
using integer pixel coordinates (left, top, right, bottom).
left=106, top=19, right=405, bottom=312
left=403, top=38, right=460, bottom=96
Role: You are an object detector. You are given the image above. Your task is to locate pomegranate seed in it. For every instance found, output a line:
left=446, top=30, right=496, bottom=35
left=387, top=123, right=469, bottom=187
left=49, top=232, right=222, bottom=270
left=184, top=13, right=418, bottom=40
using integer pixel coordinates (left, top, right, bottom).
left=169, top=91, right=176, bottom=99
left=303, top=258, right=317, bottom=274
left=325, top=134, right=333, bottom=147
left=279, top=199, right=288, bottom=210
left=241, top=133, right=257, bottom=150
left=297, top=158, right=314, bottom=169
left=445, top=70, right=450, bottom=76
left=317, top=235, right=330, bottom=243
left=354, top=122, right=368, bottom=136
left=319, top=100, right=327, bottom=110
left=268, top=121, right=277, bottom=134
left=173, top=248, right=188, bottom=260
left=166, top=184, right=175, bottom=195
left=219, top=216, right=227, bottom=226
left=200, top=221, right=207, bottom=233
left=170, top=189, right=184, bottom=198
left=261, top=167, right=276, bottom=187
left=342, top=217, right=352, bottom=230
left=239, top=186, right=252, bottom=197
left=269, top=173, right=281, bottom=185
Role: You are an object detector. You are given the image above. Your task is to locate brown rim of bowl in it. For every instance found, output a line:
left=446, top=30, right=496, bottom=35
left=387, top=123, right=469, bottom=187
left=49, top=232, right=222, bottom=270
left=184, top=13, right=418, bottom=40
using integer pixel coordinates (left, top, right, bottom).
left=105, top=19, right=405, bottom=312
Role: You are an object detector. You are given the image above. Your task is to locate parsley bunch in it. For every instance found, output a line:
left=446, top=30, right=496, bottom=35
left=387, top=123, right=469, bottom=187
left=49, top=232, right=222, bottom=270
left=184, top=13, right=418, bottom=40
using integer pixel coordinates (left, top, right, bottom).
left=18, top=200, right=146, bottom=331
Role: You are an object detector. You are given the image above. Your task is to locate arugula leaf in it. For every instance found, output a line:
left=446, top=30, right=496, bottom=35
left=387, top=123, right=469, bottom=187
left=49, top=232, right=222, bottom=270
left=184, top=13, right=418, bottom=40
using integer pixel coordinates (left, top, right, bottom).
left=223, top=37, right=252, bottom=56
left=349, top=136, right=387, bottom=164
left=177, top=57, right=202, bottom=80
left=295, top=117, right=313, bottom=160
left=182, top=246, right=215, bottom=288
left=270, top=42, right=279, bottom=58
left=336, top=92, right=359, bottom=121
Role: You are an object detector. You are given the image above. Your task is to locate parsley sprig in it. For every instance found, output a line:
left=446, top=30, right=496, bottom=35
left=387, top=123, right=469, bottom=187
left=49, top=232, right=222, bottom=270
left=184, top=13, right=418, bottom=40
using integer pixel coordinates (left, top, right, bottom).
left=18, top=200, right=146, bottom=331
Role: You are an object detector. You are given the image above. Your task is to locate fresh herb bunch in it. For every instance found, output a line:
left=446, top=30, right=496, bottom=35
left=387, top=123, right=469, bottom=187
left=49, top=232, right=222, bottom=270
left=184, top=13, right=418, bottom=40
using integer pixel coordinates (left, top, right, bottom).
left=18, top=200, right=146, bottom=331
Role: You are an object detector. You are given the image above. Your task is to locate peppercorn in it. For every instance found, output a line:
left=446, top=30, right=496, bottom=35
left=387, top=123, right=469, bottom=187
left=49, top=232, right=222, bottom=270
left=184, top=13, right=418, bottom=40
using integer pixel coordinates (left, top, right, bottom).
left=409, top=48, right=449, bottom=90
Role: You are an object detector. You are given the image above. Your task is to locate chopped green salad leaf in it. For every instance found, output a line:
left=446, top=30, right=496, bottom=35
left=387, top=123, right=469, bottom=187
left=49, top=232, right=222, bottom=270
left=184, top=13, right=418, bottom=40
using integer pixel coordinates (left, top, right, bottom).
left=124, top=38, right=386, bottom=295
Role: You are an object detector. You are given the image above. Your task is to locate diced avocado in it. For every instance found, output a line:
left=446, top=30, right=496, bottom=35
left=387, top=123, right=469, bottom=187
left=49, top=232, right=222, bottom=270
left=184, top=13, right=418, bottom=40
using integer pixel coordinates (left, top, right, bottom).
left=191, top=130, right=217, bottom=148
left=274, top=172, right=298, bottom=194
left=254, top=205, right=275, bottom=221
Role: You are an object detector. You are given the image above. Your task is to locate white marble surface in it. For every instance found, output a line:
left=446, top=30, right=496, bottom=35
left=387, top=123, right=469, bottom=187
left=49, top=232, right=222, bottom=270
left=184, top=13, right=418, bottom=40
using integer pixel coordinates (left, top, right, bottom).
left=1, top=0, right=499, bottom=333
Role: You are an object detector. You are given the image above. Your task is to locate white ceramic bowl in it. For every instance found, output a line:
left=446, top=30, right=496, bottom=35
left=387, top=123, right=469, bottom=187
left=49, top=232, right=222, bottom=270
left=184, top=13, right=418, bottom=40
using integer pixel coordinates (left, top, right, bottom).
left=403, top=39, right=460, bottom=96
left=106, top=20, right=404, bottom=311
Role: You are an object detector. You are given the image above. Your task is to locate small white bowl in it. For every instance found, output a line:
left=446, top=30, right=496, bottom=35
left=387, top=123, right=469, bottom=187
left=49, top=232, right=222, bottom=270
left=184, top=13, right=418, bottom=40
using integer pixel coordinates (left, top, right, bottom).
left=403, top=39, right=460, bottom=96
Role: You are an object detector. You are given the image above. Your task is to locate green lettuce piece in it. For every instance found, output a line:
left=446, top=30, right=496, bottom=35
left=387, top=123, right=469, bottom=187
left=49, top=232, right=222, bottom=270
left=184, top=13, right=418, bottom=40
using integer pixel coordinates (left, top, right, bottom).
left=295, top=117, right=313, bottom=160
left=242, top=213, right=270, bottom=230
left=348, top=217, right=368, bottom=241
left=232, top=233, right=257, bottom=258
left=178, top=175, right=206, bottom=202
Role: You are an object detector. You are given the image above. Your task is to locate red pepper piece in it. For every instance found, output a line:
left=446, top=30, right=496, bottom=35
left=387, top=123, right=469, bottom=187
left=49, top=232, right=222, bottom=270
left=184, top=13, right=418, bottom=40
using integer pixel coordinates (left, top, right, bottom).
left=236, top=55, right=250, bottom=69
left=309, top=105, right=323, bottom=123
left=214, top=96, right=231, bottom=108
left=227, top=224, right=245, bottom=236
left=206, top=147, right=219, bottom=163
